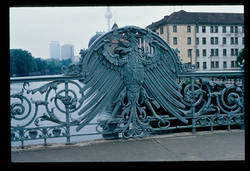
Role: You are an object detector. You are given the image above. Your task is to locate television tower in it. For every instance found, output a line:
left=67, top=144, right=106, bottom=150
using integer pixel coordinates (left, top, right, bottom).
left=105, top=6, right=113, bottom=32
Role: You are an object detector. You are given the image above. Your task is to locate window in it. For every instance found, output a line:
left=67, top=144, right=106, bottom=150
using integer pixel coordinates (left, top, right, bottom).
left=202, top=37, right=206, bottom=45
left=196, top=25, right=199, bottom=33
left=235, top=37, right=238, bottom=44
left=196, top=38, right=199, bottom=45
left=223, top=26, right=226, bottom=33
left=211, top=49, right=218, bottom=56
left=160, top=26, right=164, bottom=34
left=188, top=49, right=192, bottom=57
left=173, top=37, right=177, bottom=45
left=210, top=37, right=218, bottom=45
left=196, top=62, right=199, bottom=69
left=235, top=49, right=238, bottom=56
left=210, top=26, right=214, bottom=33
left=215, top=49, right=219, bottom=56
left=231, top=61, right=235, bottom=68
left=215, top=26, right=218, bottom=33
left=211, top=37, right=214, bottom=44
left=187, top=25, right=191, bottom=32
left=223, top=49, right=227, bottom=56
left=215, top=61, right=219, bottom=68
left=229, top=26, right=238, bottom=33
left=211, top=61, right=214, bottom=68
left=231, top=49, right=234, bottom=56
left=215, top=37, right=218, bottom=44
left=173, top=25, right=177, bottom=32
left=196, top=49, right=199, bottom=57
left=202, top=26, right=206, bottom=33
left=235, top=26, right=238, bottom=33
left=211, top=49, right=214, bottom=56
left=231, top=37, right=234, bottom=44
left=223, top=37, right=226, bottom=44
left=230, top=48, right=238, bottom=56
left=210, top=26, right=218, bottom=33
left=223, top=61, right=227, bottom=68
left=230, top=26, right=234, bottom=33
left=203, top=49, right=206, bottom=57
left=187, top=37, right=191, bottom=44
left=203, top=62, right=207, bottom=69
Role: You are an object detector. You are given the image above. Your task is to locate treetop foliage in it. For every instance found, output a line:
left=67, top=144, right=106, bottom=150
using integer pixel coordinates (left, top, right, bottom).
left=10, top=49, right=73, bottom=77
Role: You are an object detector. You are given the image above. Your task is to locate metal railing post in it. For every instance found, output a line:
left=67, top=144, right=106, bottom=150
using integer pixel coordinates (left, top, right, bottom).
left=241, top=75, right=245, bottom=130
left=65, top=81, right=71, bottom=144
left=191, top=76, right=196, bottom=133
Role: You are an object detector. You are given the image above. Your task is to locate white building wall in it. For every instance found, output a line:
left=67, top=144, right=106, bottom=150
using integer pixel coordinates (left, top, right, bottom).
left=196, top=25, right=244, bottom=71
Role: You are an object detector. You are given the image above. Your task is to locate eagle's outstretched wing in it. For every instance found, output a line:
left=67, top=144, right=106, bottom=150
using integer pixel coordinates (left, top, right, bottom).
left=142, top=31, right=188, bottom=124
left=75, top=33, right=124, bottom=131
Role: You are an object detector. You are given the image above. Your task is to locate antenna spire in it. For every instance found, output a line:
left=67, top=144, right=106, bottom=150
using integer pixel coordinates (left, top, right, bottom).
left=105, top=6, right=113, bottom=32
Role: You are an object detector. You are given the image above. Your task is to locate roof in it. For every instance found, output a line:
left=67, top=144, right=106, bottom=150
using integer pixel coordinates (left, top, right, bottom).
left=112, top=22, right=119, bottom=30
left=147, top=15, right=169, bottom=30
left=88, top=32, right=104, bottom=47
left=146, top=10, right=244, bottom=30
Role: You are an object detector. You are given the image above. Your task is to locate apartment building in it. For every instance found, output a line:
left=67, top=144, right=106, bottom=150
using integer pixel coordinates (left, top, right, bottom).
left=146, top=10, right=244, bottom=71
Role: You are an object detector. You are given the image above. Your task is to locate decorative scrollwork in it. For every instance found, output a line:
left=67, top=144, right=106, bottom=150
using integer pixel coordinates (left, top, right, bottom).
left=179, top=78, right=211, bottom=116
left=179, top=77, right=243, bottom=117
left=10, top=87, right=36, bottom=128
left=24, top=80, right=85, bottom=126
left=216, top=85, right=243, bottom=114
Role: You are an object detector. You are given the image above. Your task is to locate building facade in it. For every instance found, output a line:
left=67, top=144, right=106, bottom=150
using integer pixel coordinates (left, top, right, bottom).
left=49, top=41, right=61, bottom=60
left=196, top=24, right=244, bottom=71
left=146, top=10, right=244, bottom=71
left=61, top=44, right=74, bottom=60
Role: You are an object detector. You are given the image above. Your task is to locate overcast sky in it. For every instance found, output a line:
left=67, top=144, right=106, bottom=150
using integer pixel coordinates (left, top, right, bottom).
left=10, top=5, right=244, bottom=59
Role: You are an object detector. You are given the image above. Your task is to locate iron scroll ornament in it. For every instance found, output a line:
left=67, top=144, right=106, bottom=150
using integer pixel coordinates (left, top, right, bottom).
left=75, top=26, right=188, bottom=137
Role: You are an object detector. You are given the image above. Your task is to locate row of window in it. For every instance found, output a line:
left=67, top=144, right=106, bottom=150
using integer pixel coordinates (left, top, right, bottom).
left=198, top=25, right=241, bottom=33
left=197, top=37, right=244, bottom=45
left=197, top=60, right=239, bottom=70
left=196, top=48, right=239, bottom=57
left=169, top=25, right=243, bottom=33
left=172, top=37, right=244, bottom=45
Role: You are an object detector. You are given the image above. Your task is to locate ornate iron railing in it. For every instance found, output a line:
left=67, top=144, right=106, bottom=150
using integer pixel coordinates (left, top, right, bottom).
left=10, top=71, right=244, bottom=148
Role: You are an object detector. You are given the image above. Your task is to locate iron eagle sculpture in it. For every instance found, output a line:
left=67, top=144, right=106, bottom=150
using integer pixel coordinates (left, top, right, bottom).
left=74, top=26, right=189, bottom=138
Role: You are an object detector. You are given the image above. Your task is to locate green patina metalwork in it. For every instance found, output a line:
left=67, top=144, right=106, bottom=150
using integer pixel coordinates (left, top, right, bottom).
left=10, top=26, right=244, bottom=147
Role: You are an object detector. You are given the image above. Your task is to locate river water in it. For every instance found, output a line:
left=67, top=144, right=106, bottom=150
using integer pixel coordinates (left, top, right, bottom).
left=10, top=81, right=103, bottom=147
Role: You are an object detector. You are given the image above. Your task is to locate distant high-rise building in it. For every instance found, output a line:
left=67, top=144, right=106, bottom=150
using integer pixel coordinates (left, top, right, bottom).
left=49, top=41, right=61, bottom=59
left=61, top=44, right=74, bottom=60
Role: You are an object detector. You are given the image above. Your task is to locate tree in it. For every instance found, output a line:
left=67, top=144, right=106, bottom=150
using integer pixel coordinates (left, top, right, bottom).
left=236, top=48, right=244, bottom=67
left=10, top=49, right=37, bottom=76
left=10, top=49, right=74, bottom=76
left=34, top=58, right=48, bottom=75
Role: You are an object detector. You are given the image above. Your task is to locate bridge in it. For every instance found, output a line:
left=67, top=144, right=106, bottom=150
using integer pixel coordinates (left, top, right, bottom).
left=10, top=26, right=245, bottom=162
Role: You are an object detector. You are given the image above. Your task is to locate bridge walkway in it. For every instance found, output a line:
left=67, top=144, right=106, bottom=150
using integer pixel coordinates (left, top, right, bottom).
left=11, top=130, right=244, bottom=162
